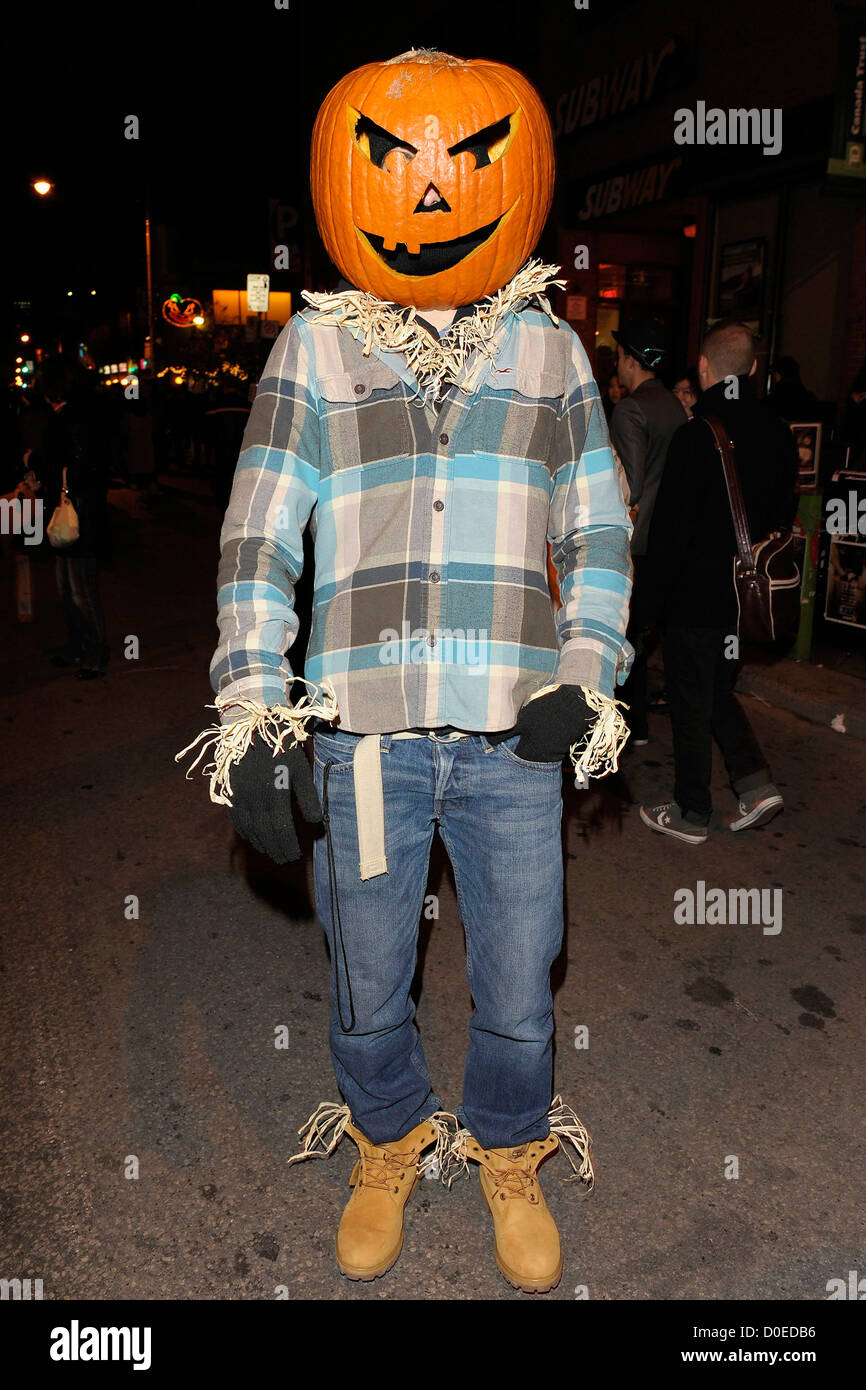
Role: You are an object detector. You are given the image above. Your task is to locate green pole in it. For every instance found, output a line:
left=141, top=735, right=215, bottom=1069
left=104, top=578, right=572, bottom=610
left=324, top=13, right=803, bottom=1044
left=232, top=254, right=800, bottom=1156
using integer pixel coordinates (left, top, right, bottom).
left=790, top=490, right=824, bottom=661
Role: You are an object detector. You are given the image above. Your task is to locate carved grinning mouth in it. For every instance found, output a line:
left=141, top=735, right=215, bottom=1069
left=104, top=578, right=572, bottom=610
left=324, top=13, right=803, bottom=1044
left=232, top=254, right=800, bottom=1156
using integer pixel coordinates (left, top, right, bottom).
left=359, top=215, right=503, bottom=277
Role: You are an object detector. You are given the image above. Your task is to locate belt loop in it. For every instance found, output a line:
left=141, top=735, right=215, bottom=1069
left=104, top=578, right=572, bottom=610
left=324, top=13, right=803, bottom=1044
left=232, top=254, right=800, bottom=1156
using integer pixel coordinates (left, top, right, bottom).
left=380, top=732, right=393, bottom=753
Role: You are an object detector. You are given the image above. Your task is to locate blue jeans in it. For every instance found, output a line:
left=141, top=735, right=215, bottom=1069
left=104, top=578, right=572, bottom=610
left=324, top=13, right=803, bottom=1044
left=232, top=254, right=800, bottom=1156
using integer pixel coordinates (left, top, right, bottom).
left=311, top=729, right=564, bottom=1149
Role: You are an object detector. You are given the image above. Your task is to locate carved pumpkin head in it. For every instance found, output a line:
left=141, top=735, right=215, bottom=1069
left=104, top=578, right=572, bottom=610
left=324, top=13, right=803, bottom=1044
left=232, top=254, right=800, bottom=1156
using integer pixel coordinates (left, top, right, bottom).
left=310, top=49, right=555, bottom=309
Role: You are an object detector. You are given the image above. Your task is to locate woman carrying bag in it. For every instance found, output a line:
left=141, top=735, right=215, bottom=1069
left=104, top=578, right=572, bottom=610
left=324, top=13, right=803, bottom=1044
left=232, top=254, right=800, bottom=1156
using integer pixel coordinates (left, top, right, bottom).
left=33, top=361, right=111, bottom=680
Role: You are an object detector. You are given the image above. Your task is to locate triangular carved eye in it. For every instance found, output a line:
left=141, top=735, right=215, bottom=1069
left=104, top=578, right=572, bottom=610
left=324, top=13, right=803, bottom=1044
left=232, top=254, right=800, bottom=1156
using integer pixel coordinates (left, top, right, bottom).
left=347, top=105, right=417, bottom=169
left=448, top=112, right=518, bottom=168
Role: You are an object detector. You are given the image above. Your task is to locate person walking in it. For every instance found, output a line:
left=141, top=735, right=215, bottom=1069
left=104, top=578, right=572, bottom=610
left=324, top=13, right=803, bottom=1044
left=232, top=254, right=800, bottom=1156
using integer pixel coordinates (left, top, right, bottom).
left=33, top=358, right=111, bottom=679
left=640, top=320, right=798, bottom=843
left=610, top=319, right=685, bottom=744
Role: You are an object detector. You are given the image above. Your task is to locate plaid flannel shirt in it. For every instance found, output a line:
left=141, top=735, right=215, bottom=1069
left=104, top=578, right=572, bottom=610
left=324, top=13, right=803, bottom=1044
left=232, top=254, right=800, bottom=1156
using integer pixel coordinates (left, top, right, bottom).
left=210, top=297, right=633, bottom=733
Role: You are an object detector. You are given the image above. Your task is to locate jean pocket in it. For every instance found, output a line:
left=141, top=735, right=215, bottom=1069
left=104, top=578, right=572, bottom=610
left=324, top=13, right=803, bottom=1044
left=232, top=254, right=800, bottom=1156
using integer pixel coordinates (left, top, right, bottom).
left=495, top=734, right=563, bottom=771
left=312, top=727, right=361, bottom=771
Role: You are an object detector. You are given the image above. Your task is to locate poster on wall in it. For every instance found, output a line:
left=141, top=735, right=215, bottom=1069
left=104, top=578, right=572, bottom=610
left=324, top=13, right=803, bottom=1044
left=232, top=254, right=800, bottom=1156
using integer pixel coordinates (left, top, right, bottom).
left=716, top=239, right=765, bottom=328
left=825, top=538, right=866, bottom=629
left=826, top=4, right=866, bottom=183
left=791, top=422, right=822, bottom=489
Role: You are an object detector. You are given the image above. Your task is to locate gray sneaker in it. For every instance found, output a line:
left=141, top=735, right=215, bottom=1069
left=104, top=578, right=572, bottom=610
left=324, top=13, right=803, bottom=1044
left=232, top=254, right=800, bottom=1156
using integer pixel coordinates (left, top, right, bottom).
left=728, top=784, right=784, bottom=832
left=639, top=802, right=708, bottom=844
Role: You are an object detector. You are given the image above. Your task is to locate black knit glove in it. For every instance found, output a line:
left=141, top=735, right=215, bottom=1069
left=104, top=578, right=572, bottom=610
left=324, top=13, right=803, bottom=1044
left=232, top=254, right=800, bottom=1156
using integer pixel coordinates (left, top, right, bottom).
left=488, top=686, right=594, bottom=763
left=226, top=735, right=322, bottom=863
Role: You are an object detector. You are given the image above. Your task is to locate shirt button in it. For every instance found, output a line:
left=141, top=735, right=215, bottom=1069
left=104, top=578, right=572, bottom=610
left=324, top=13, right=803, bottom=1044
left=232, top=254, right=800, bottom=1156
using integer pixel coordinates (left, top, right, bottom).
left=429, top=571, right=440, bottom=583
left=354, top=384, right=366, bottom=395
left=433, top=500, right=444, bottom=511
left=439, top=433, right=449, bottom=445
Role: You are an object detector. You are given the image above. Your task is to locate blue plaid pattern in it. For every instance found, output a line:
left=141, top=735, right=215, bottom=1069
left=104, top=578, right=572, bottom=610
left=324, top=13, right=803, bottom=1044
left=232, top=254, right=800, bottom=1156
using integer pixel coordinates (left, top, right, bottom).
left=211, top=301, right=633, bottom=732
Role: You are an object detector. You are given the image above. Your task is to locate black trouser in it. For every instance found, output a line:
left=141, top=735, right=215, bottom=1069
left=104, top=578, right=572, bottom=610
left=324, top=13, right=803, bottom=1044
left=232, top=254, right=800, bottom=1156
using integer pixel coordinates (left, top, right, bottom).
left=55, top=555, right=109, bottom=672
left=662, top=625, right=768, bottom=824
left=621, top=555, right=651, bottom=739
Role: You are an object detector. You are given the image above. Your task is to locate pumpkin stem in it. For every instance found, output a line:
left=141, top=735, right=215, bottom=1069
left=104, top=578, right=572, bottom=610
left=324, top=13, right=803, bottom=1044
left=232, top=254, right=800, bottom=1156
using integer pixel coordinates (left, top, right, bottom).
left=384, top=49, right=464, bottom=66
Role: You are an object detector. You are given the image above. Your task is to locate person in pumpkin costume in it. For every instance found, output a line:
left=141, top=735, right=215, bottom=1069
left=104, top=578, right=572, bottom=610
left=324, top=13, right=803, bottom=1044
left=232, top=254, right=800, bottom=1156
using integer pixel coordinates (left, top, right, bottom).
left=179, top=49, right=633, bottom=1294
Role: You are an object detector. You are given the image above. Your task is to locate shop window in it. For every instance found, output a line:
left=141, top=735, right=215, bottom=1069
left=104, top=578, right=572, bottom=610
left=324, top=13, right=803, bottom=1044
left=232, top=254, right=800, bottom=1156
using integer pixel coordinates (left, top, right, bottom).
left=599, top=264, right=626, bottom=299
left=596, top=303, right=621, bottom=351
left=599, top=263, right=675, bottom=302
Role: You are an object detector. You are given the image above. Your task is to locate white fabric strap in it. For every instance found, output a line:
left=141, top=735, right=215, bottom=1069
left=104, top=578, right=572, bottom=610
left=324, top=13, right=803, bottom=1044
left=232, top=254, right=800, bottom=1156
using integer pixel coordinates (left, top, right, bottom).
left=354, top=734, right=390, bottom=880
left=353, top=730, right=470, bottom=881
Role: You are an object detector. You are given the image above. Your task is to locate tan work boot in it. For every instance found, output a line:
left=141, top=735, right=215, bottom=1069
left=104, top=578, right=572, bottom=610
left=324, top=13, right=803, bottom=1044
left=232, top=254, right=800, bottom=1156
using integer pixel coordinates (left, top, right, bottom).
left=437, top=1096, right=595, bottom=1295
left=335, top=1118, right=439, bottom=1279
left=467, top=1134, right=563, bottom=1293
left=286, top=1101, right=455, bottom=1282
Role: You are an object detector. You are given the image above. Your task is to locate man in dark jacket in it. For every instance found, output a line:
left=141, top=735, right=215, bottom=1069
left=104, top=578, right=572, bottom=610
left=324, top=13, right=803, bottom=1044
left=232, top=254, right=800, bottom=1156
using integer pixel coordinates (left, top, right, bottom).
left=640, top=320, right=798, bottom=843
left=610, top=319, right=686, bottom=743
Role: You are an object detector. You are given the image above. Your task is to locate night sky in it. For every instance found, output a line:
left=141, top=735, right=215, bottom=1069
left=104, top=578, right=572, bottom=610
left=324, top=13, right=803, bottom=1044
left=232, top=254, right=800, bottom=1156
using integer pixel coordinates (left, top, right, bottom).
left=10, top=0, right=638, bottom=335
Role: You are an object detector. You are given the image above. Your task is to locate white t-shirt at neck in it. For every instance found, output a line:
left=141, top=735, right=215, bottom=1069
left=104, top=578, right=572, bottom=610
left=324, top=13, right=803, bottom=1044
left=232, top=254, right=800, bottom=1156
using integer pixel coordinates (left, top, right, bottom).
left=421, top=308, right=457, bottom=333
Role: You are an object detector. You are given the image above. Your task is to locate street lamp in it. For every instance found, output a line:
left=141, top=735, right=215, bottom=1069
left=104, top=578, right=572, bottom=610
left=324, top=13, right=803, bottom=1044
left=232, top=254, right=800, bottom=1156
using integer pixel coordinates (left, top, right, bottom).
left=32, top=179, right=53, bottom=196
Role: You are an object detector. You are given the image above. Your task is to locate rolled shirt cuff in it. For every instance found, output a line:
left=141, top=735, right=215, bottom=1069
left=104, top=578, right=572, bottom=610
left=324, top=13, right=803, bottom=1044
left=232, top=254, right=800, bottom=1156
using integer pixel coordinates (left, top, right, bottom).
left=554, top=637, right=634, bottom=700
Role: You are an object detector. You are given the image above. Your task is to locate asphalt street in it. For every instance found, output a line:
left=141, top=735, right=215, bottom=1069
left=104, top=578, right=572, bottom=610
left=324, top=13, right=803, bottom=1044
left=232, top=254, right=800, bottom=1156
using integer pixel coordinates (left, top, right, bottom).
left=1, top=479, right=864, bottom=1301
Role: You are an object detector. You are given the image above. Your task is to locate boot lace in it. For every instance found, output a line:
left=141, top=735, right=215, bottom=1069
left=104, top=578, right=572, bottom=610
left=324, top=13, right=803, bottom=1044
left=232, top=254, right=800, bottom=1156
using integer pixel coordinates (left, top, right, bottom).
left=435, top=1096, right=595, bottom=1192
left=286, top=1102, right=456, bottom=1186
left=487, top=1165, right=539, bottom=1203
left=357, top=1147, right=417, bottom=1192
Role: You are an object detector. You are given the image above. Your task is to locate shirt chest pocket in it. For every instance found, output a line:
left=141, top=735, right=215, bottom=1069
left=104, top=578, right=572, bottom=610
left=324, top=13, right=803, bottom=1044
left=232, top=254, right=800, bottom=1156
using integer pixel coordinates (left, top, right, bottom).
left=464, top=368, right=565, bottom=476
left=317, top=361, right=412, bottom=474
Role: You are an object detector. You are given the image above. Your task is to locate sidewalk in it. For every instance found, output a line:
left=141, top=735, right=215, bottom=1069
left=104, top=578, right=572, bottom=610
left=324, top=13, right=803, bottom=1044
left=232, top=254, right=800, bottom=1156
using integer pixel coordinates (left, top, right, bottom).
left=645, top=642, right=866, bottom=743
left=736, top=654, right=866, bottom=742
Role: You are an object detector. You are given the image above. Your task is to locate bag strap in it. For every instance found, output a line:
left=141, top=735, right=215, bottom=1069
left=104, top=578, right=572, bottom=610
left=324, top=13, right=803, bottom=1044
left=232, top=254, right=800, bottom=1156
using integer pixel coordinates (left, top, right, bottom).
left=703, top=415, right=755, bottom=574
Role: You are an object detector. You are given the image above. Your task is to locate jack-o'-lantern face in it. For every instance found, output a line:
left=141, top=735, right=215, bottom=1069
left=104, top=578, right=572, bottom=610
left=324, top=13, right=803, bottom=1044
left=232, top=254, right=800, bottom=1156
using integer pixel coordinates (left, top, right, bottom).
left=310, top=50, right=555, bottom=309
